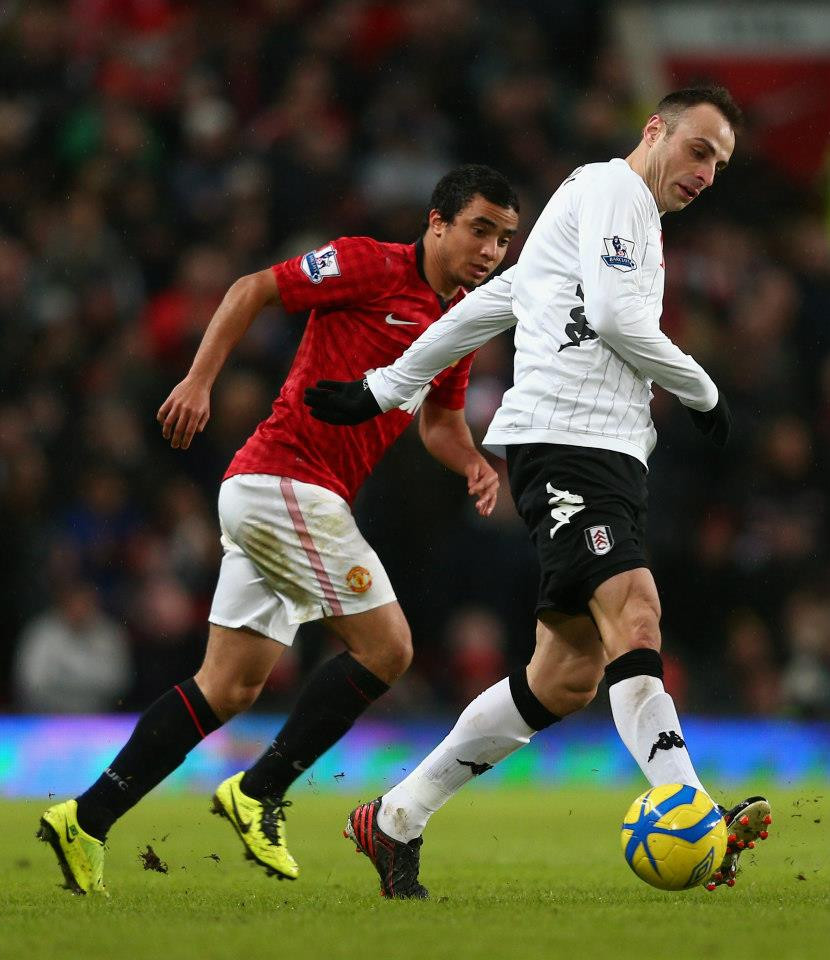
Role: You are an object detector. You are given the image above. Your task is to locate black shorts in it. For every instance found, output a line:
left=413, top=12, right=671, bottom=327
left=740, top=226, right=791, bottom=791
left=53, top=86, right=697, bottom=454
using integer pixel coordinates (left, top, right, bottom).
left=506, top=443, right=649, bottom=617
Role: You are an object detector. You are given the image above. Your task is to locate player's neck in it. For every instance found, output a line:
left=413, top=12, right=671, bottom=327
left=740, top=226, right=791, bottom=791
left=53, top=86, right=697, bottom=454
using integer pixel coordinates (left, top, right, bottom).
left=420, top=233, right=461, bottom=300
left=625, top=145, right=665, bottom=216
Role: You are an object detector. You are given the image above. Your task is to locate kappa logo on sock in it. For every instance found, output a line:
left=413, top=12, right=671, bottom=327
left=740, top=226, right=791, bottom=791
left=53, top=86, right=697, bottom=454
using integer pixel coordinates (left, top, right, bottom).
left=456, top=759, right=494, bottom=777
left=647, top=730, right=686, bottom=762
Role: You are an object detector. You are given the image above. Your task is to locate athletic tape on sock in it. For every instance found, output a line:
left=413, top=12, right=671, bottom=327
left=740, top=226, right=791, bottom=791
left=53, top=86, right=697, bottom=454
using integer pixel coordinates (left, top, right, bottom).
left=604, top=648, right=663, bottom=687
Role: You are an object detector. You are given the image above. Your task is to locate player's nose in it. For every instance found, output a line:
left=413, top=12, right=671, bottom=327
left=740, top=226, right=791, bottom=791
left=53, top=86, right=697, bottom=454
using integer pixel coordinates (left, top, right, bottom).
left=480, top=237, right=498, bottom=261
left=699, top=164, right=716, bottom=188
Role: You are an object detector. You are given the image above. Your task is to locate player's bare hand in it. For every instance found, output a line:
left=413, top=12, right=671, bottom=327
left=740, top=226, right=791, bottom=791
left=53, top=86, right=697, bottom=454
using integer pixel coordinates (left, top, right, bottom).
left=465, top=459, right=499, bottom=517
left=157, top=377, right=211, bottom=450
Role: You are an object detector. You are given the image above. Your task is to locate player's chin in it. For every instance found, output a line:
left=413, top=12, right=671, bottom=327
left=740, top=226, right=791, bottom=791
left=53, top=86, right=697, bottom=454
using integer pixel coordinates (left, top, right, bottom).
left=463, top=267, right=492, bottom=287
left=665, top=196, right=689, bottom=213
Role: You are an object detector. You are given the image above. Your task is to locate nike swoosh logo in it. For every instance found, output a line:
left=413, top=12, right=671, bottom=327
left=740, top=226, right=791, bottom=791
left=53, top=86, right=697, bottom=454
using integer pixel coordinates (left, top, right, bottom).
left=385, top=313, right=418, bottom=326
left=230, top=790, right=253, bottom=834
left=65, top=822, right=77, bottom=844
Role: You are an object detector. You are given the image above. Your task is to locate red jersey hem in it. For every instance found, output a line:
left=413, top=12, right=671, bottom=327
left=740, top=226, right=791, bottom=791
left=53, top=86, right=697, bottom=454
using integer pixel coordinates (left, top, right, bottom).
left=222, top=463, right=352, bottom=505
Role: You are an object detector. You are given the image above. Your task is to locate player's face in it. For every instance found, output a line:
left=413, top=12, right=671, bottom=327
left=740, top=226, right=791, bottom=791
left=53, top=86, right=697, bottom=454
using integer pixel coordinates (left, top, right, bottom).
left=645, top=104, right=735, bottom=214
left=430, top=194, right=519, bottom=288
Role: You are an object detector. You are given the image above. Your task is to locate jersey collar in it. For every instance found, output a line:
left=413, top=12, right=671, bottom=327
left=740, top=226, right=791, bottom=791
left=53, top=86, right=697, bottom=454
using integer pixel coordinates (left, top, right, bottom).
left=414, top=236, right=451, bottom=311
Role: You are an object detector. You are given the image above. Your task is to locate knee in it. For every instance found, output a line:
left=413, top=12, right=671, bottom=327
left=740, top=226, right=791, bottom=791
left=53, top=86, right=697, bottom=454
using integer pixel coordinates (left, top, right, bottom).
left=380, top=626, right=413, bottom=680
left=196, top=673, right=262, bottom=721
left=353, top=624, right=413, bottom=684
left=393, top=630, right=414, bottom=674
left=622, top=598, right=661, bottom=650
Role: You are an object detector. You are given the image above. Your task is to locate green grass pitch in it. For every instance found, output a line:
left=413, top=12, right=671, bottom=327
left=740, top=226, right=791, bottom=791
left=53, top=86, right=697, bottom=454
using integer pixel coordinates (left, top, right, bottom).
left=2, top=786, right=827, bottom=960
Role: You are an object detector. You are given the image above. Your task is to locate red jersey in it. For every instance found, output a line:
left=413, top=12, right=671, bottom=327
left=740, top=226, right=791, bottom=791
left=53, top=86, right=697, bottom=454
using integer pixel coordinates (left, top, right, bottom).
left=225, top=236, right=475, bottom=504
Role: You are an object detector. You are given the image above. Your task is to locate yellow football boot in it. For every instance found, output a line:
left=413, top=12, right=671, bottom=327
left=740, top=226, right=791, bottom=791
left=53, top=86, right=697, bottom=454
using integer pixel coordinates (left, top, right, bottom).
left=37, top=799, right=108, bottom=896
left=211, top=772, right=299, bottom=880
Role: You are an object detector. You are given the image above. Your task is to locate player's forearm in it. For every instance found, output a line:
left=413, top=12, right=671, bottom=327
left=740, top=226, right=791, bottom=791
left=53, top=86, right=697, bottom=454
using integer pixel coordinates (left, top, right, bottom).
left=187, top=272, right=278, bottom=385
left=420, top=417, right=482, bottom=477
left=588, top=297, right=718, bottom=411
left=367, top=268, right=517, bottom=411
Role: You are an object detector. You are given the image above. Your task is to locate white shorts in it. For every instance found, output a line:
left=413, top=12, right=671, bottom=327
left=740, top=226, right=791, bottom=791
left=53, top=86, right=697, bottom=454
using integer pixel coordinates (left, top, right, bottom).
left=209, top=474, right=397, bottom=646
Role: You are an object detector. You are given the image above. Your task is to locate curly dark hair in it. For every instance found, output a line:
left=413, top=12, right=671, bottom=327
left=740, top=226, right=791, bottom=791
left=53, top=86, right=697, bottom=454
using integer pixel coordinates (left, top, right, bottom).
left=422, top=164, right=519, bottom=232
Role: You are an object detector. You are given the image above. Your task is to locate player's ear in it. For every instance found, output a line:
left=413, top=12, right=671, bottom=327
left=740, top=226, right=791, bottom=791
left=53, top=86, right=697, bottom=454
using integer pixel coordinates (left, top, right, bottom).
left=427, top=208, right=446, bottom=236
left=644, top=114, right=663, bottom=146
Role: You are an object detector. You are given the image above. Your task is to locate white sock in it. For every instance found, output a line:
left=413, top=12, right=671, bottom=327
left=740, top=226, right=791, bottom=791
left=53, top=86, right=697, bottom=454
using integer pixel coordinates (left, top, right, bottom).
left=378, top=678, right=536, bottom=842
left=608, top=674, right=708, bottom=796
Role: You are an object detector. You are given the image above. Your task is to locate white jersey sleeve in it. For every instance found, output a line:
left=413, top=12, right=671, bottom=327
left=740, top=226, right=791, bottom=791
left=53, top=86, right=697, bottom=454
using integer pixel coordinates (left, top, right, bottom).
left=366, top=267, right=517, bottom=412
left=577, top=175, right=717, bottom=412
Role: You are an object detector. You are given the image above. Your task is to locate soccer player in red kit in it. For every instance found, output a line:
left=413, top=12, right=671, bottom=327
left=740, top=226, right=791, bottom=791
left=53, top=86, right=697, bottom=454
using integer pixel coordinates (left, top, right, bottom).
left=37, top=165, right=520, bottom=895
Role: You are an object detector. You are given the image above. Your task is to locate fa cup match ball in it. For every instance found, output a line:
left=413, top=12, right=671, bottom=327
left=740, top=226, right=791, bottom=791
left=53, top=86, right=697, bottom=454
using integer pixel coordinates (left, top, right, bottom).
left=620, top=784, right=727, bottom=890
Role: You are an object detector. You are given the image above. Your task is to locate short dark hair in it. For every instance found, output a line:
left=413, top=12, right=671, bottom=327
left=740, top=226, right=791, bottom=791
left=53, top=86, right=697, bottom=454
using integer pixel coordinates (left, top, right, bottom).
left=656, top=85, right=743, bottom=134
left=423, top=164, right=519, bottom=232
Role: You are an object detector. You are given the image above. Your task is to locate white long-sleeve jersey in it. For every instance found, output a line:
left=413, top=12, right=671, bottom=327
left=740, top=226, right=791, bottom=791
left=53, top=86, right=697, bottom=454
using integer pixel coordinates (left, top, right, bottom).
left=367, top=159, right=718, bottom=466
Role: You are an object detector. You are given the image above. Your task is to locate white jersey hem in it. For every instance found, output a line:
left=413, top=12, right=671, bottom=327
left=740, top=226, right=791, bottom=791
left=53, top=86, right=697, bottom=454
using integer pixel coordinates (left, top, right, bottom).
left=483, top=427, right=649, bottom=468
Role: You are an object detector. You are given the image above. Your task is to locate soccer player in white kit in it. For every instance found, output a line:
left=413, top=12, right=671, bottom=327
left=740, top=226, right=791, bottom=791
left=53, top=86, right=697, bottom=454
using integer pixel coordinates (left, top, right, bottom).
left=306, top=87, right=772, bottom=898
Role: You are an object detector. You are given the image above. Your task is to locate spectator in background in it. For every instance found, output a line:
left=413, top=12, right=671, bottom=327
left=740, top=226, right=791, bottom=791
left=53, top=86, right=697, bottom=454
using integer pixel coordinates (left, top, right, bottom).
left=724, top=610, right=781, bottom=716
left=445, top=607, right=509, bottom=709
left=781, top=591, right=830, bottom=719
left=13, top=581, right=131, bottom=713
left=143, top=247, right=234, bottom=372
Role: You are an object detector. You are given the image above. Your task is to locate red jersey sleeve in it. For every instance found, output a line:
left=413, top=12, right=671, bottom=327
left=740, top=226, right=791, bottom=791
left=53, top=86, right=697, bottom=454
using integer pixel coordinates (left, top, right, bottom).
left=428, top=352, right=476, bottom=410
left=272, top=237, right=398, bottom=313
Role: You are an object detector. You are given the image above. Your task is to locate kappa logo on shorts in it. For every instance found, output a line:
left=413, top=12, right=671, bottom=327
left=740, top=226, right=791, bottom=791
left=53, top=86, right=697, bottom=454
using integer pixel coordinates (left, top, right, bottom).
left=301, top=243, right=341, bottom=284
left=346, top=565, right=372, bottom=593
left=584, top=525, right=614, bottom=555
left=546, top=483, right=586, bottom=539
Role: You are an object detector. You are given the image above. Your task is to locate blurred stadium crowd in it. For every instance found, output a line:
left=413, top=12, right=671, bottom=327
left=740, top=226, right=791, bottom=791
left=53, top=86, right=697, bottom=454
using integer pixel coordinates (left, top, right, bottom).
left=1, top=0, right=829, bottom=719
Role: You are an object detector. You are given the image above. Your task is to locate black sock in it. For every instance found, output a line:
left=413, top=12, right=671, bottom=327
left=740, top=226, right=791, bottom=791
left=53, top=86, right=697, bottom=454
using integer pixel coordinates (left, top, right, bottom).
left=508, top=668, right=561, bottom=730
left=241, top=652, right=389, bottom=801
left=75, top=678, right=222, bottom=840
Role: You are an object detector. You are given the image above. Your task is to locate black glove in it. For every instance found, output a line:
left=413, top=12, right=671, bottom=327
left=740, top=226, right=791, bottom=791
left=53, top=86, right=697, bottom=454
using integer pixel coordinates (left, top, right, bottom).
left=686, top=390, right=732, bottom=447
left=303, top=378, right=382, bottom=425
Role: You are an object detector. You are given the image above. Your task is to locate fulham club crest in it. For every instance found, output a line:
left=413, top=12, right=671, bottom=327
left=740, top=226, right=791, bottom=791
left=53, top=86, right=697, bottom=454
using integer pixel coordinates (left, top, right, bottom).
left=585, top=525, right=614, bottom=555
